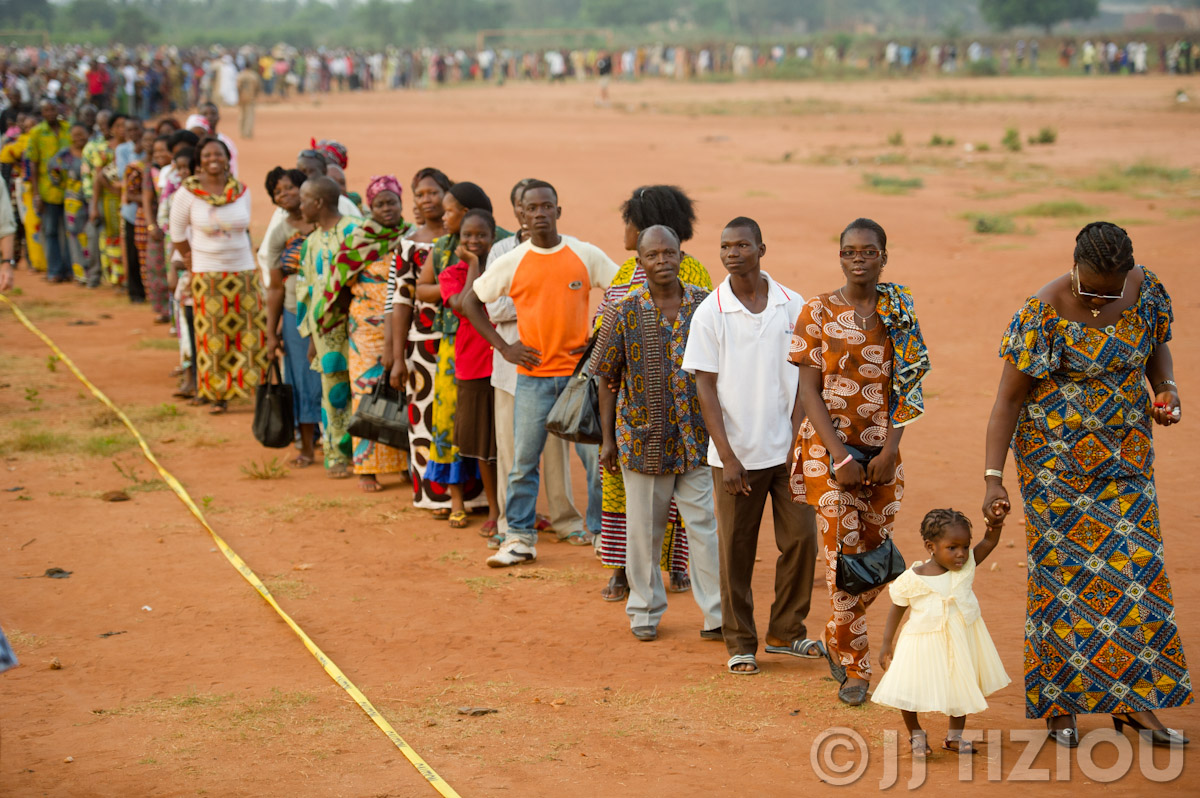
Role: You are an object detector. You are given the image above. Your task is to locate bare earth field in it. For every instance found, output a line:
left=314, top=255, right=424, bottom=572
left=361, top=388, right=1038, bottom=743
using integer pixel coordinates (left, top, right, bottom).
left=2, top=73, right=1200, bottom=797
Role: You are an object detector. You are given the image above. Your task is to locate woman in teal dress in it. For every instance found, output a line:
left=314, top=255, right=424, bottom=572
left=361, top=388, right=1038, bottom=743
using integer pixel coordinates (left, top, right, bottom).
left=984, top=222, right=1190, bottom=748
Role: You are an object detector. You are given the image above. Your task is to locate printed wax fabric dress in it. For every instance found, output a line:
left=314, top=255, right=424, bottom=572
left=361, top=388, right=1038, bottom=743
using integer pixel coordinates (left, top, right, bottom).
left=1000, top=268, right=1192, bottom=719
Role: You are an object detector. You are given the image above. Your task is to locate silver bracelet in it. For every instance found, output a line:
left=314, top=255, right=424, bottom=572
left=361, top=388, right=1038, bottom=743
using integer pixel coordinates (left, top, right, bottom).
left=1156, top=379, right=1178, bottom=392
left=984, top=469, right=1004, bottom=480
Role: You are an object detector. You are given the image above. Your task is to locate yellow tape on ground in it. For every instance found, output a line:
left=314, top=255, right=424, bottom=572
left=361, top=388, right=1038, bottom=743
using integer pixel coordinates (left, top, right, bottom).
left=1, top=294, right=461, bottom=798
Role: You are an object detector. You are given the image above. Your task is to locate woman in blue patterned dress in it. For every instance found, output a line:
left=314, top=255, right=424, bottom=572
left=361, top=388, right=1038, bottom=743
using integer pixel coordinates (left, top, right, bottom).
left=984, top=222, right=1190, bottom=748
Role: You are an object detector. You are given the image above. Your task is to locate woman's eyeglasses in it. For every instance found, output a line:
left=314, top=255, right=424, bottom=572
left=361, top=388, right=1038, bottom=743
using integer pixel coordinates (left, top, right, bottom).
left=839, top=249, right=883, bottom=260
left=1072, top=263, right=1127, bottom=301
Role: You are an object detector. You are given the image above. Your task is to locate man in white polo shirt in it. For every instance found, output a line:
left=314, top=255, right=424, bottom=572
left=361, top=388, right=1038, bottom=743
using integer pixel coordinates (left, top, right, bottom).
left=682, top=216, right=821, bottom=675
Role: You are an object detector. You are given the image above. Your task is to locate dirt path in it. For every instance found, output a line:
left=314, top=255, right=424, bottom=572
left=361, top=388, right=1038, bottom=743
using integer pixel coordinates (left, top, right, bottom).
left=1, top=74, right=1198, bottom=796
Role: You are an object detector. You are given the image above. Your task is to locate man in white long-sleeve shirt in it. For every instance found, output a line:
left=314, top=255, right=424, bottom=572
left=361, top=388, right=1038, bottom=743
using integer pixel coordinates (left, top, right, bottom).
left=484, top=178, right=584, bottom=548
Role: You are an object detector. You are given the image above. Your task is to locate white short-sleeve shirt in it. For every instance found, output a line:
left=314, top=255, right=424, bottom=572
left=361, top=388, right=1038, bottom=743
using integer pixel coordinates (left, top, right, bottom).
left=681, top=271, right=805, bottom=470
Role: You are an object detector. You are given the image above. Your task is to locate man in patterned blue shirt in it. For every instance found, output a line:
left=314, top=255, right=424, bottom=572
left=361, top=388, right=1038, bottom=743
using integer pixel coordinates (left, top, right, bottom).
left=596, top=224, right=721, bottom=643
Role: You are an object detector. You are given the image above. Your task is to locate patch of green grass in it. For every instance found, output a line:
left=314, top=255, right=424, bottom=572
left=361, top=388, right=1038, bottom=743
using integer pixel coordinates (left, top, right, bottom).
left=439, top=550, right=469, bottom=564
left=929, top=133, right=955, bottom=147
left=135, top=337, right=182, bottom=351
left=862, top=173, right=923, bottom=195
left=1166, top=207, right=1200, bottom=220
left=974, top=142, right=991, bottom=152
left=1002, top=127, right=1022, bottom=153
left=1074, top=160, right=1194, bottom=193
left=886, top=130, right=904, bottom=146
left=911, top=90, right=1048, bottom=104
left=240, top=458, right=289, bottom=480
left=873, top=152, right=908, bottom=166
left=1028, top=126, right=1058, bottom=145
left=1015, top=200, right=1104, bottom=219
left=112, top=461, right=169, bottom=494
left=0, top=430, right=72, bottom=454
left=972, top=214, right=1016, bottom=234
left=82, top=434, right=132, bottom=457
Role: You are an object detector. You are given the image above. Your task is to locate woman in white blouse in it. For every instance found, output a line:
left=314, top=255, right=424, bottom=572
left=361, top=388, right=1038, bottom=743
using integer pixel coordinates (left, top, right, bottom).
left=169, top=136, right=264, bottom=414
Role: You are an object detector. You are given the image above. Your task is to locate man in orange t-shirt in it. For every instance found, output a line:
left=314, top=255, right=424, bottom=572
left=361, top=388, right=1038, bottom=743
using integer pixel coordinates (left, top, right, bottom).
left=465, top=180, right=618, bottom=567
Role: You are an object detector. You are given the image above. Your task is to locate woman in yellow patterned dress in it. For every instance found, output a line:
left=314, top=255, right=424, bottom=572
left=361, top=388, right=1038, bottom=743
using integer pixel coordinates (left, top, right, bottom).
left=591, top=186, right=712, bottom=601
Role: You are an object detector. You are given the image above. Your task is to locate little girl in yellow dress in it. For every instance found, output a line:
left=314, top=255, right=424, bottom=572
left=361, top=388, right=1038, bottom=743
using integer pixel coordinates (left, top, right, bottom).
left=873, top=507, right=1011, bottom=757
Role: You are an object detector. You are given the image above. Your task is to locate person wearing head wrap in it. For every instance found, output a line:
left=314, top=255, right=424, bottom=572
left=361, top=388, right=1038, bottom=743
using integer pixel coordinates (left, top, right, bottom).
left=313, top=174, right=411, bottom=491
left=415, top=181, right=511, bottom=526
left=311, top=138, right=348, bottom=170
left=184, top=114, right=210, bottom=136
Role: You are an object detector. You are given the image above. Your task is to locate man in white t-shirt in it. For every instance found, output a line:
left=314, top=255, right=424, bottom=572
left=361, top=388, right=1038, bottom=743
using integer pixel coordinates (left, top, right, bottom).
left=682, top=216, right=820, bottom=675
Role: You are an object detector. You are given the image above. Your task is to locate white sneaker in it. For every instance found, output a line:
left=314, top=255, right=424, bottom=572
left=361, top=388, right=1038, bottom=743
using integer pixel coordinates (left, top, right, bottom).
left=486, top=540, right=537, bottom=568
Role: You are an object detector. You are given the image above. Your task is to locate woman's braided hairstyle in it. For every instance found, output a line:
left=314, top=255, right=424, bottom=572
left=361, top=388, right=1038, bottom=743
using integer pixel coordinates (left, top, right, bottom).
left=1074, top=222, right=1135, bottom=275
left=920, top=508, right=972, bottom=543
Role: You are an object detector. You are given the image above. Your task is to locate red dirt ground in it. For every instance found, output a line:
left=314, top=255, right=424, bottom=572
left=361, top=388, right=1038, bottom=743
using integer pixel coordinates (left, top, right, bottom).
left=1, top=74, right=1199, bottom=797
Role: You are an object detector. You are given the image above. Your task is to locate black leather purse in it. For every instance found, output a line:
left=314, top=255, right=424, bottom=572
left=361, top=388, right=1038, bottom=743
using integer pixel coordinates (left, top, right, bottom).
left=252, top=360, right=295, bottom=449
left=347, top=379, right=410, bottom=451
left=830, top=444, right=882, bottom=470
left=835, top=537, right=906, bottom=595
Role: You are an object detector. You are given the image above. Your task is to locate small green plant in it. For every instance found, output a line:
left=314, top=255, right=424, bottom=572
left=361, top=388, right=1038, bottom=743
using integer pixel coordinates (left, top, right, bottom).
left=201, top=495, right=214, bottom=510
left=974, top=142, right=991, bottom=152
left=1002, top=127, right=1022, bottom=152
left=886, top=130, right=904, bottom=146
left=862, top=173, right=924, bottom=195
left=1028, top=126, right=1057, bottom=145
left=112, top=461, right=166, bottom=493
left=46, top=355, right=59, bottom=373
left=1016, top=200, right=1103, bottom=219
left=24, top=387, right=42, bottom=410
left=929, top=133, right=955, bottom=147
left=240, top=458, right=288, bottom=480
left=973, top=215, right=1016, bottom=234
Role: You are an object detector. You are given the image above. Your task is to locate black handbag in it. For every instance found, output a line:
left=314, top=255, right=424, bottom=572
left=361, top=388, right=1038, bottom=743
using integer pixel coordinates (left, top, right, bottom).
left=252, top=359, right=295, bottom=449
left=545, top=337, right=602, bottom=445
left=835, top=537, right=906, bottom=595
left=830, top=444, right=882, bottom=470
left=347, top=378, right=410, bottom=450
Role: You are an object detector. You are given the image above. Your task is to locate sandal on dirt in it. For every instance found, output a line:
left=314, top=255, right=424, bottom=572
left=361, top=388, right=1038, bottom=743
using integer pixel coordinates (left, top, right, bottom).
left=557, top=529, right=594, bottom=546
left=208, top=401, right=228, bottom=416
left=535, top=515, right=553, bottom=534
left=911, top=730, right=931, bottom=759
left=359, top=477, right=384, bottom=493
left=188, top=395, right=210, bottom=407
left=477, top=519, right=498, bottom=538
left=668, top=571, right=691, bottom=593
left=431, top=508, right=451, bottom=520
left=765, top=638, right=826, bottom=659
left=291, top=454, right=314, bottom=468
left=727, top=654, right=760, bottom=675
left=943, top=736, right=978, bottom=755
left=700, top=626, right=723, bottom=640
left=838, top=683, right=868, bottom=706
left=326, top=464, right=351, bottom=480
left=601, top=571, right=629, bottom=602
left=448, top=511, right=470, bottom=529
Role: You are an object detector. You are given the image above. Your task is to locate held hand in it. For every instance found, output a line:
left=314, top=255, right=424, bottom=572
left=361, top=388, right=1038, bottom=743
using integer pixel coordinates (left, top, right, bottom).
left=502, top=341, right=542, bottom=369
left=1151, top=390, right=1181, bottom=427
left=381, top=346, right=394, bottom=375
left=879, top=647, right=893, bottom=672
left=389, top=358, right=408, bottom=391
left=600, top=439, right=620, bottom=474
left=454, top=243, right=478, bottom=267
left=721, top=457, right=752, bottom=496
left=834, top=459, right=865, bottom=492
left=865, top=448, right=898, bottom=487
left=0, top=264, right=13, bottom=292
left=983, top=483, right=1010, bottom=525
left=265, top=332, right=282, bottom=357
left=150, top=226, right=164, bottom=242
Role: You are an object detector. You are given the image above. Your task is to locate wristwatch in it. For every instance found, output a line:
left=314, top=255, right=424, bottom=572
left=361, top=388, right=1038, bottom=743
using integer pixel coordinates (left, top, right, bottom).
left=3, top=258, right=15, bottom=266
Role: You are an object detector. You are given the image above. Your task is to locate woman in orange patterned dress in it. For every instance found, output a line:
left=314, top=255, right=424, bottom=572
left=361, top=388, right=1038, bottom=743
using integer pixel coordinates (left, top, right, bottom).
left=790, top=218, right=930, bottom=706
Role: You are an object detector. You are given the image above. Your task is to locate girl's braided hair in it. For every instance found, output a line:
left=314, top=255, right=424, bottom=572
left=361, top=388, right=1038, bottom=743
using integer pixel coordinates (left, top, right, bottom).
left=1074, top=221, right=1134, bottom=275
left=920, top=508, right=972, bottom=543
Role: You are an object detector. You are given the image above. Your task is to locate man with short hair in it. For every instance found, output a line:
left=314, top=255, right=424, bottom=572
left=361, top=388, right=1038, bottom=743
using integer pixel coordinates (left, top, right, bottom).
left=597, top=225, right=721, bottom=642
left=26, top=99, right=71, bottom=283
left=296, top=175, right=359, bottom=478
left=199, top=101, right=238, bottom=176
left=463, top=181, right=618, bottom=567
left=682, top=216, right=821, bottom=675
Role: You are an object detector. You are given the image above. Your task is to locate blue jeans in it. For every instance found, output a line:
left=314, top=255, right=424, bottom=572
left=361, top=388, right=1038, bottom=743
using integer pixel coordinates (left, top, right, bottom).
left=506, top=374, right=601, bottom=545
left=41, top=202, right=69, bottom=281
left=281, top=309, right=323, bottom=425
